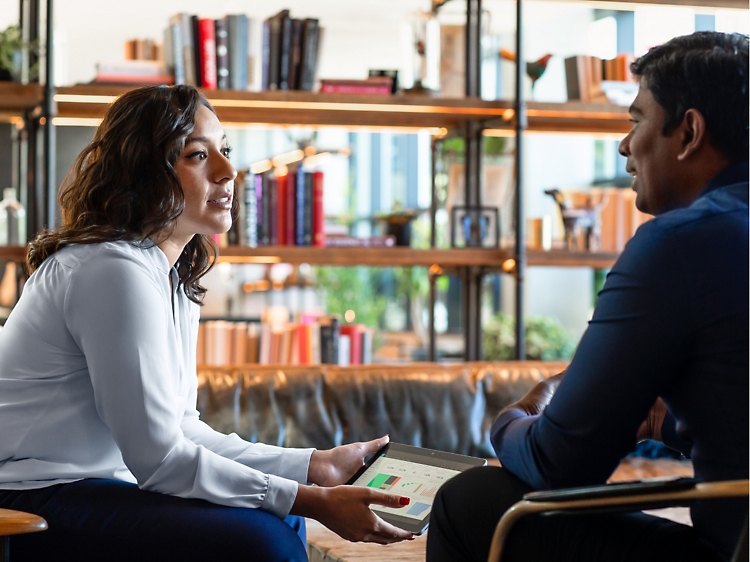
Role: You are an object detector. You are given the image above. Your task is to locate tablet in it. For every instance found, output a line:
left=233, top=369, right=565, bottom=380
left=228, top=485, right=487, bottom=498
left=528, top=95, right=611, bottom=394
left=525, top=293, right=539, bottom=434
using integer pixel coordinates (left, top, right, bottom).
left=346, top=442, right=487, bottom=535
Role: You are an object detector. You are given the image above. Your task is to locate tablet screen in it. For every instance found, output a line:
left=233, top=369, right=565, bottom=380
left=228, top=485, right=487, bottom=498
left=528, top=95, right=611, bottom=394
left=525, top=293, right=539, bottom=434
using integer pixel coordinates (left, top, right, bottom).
left=347, top=442, right=486, bottom=534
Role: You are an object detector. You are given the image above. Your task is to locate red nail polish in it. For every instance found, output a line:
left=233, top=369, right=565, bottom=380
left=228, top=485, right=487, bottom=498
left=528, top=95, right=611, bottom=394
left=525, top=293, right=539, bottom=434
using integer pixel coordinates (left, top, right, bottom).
left=399, top=497, right=410, bottom=505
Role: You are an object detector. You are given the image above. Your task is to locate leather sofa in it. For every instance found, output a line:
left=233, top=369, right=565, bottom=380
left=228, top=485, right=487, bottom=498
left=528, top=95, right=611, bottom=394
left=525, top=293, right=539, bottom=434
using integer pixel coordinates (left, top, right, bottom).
left=197, top=361, right=566, bottom=457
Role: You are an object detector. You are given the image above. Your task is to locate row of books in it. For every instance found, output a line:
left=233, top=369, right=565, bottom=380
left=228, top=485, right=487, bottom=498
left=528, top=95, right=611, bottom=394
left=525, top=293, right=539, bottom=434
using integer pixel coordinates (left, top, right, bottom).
left=262, top=9, right=322, bottom=91
left=197, top=319, right=374, bottom=366
left=124, top=39, right=163, bottom=62
left=564, top=53, right=635, bottom=103
left=231, top=166, right=325, bottom=248
left=157, top=10, right=322, bottom=92
left=592, top=187, right=651, bottom=253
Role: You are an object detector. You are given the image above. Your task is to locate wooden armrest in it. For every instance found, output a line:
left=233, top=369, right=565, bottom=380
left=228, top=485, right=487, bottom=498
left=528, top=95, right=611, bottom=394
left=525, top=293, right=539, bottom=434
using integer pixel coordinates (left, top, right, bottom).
left=0, top=509, right=48, bottom=537
left=488, top=479, right=749, bottom=562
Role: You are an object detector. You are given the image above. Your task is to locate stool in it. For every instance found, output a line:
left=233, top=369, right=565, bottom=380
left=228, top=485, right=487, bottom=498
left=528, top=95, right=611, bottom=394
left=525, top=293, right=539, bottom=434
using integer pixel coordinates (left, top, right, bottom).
left=0, top=509, right=47, bottom=562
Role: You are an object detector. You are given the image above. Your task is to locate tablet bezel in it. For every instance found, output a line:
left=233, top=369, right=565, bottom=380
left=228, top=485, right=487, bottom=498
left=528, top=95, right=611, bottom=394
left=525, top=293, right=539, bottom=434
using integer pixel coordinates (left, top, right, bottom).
left=345, top=442, right=487, bottom=535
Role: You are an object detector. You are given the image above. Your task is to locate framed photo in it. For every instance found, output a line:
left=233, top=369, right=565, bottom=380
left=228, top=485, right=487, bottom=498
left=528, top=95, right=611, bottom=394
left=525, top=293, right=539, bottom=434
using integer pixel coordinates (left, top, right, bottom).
left=450, top=206, right=500, bottom=248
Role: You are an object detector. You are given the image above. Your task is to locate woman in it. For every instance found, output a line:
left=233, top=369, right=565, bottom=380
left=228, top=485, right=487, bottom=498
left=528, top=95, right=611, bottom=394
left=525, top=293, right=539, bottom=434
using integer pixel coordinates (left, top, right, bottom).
left=0, top=85, right=413, bottom=561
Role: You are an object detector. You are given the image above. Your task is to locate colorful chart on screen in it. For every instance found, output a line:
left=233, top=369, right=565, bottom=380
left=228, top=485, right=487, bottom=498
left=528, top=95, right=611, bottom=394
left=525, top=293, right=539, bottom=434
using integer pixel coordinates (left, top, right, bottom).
left=347, top=442, right=486, bottom=534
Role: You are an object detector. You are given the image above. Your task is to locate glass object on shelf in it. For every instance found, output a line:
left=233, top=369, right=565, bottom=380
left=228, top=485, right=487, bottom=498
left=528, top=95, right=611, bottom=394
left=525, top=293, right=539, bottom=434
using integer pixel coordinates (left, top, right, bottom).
left=0, top=188, right=26, bottom=247
left=403, top=11, right=440, bottom=94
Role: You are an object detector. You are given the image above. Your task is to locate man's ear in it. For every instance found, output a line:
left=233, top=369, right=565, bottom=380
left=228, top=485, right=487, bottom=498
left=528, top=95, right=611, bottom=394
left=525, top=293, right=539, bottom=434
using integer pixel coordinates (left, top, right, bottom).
left=676, top=108, right=707, bottom=161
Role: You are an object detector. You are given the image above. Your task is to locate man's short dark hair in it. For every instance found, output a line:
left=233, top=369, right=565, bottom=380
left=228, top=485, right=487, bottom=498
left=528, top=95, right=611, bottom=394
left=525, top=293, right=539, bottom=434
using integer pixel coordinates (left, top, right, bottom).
left=631, top=31, right=748, bottom=164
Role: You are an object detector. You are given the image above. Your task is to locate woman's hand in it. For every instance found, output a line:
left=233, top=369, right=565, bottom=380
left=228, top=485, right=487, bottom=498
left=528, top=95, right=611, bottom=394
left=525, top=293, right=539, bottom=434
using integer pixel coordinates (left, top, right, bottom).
left=308, top=435, right=389, bottom=487
left=291, top=484, right=414, bottom=544
left=499, top=372, right=565, bottom=418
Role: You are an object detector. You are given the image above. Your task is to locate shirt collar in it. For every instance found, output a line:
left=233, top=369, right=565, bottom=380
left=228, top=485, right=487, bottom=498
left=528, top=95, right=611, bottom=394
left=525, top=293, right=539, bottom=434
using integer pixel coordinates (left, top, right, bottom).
left=698, top=160, right=749, bottom=198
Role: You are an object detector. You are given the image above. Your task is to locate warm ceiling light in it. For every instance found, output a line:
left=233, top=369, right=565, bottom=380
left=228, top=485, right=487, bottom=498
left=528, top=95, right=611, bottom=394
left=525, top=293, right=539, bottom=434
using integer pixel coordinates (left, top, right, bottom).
left=274, top=165, right=288, bottom=177
left=344, top=310, right=356, bottom=322
left=303, top=152, right=331, bottom=168
left=502, top=259, right=516, bottom=272
left=249, top=159, right=273, bottom=175
left=304, top=146, right=317, bottom=156
left=271, top=149, right=304, bottom=167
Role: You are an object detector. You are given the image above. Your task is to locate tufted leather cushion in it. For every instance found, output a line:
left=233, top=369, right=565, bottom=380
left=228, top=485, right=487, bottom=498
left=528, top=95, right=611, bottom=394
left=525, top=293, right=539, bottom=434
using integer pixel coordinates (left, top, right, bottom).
left=197, top=362, right=567, bottom=457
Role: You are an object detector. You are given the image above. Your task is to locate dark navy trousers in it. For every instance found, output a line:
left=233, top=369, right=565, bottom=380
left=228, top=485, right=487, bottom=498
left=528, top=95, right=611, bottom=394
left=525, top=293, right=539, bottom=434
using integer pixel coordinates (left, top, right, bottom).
left=0, top=479, right=308, bottom=561
left=426, top=466, right=724, bottom=562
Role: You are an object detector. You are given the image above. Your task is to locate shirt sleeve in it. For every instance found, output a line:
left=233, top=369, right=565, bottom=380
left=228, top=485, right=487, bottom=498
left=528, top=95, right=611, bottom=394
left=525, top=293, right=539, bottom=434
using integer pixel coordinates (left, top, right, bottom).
left=492, top=221, right=692, bottom=490
left=180, top=381, right=314, bottom=484
left=64, top=249, right=298, bottom=518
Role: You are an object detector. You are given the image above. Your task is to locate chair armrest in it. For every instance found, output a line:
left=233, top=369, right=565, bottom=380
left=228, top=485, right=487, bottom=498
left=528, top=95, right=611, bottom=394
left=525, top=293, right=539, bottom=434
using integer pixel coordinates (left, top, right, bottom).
left=488, top=479, right=749, bottom=562
left=0, top=508, right=47, bottom=537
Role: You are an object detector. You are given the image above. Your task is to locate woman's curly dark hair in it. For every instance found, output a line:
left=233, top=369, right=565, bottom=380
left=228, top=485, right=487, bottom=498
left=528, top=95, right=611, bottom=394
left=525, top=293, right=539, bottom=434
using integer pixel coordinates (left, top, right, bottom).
left=27, top=85, right=224, bottom=304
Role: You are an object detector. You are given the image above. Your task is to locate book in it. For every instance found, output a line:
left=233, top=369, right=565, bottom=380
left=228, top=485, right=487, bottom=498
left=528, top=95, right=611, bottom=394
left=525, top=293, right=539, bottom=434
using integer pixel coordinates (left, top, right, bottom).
left=243, top=172, right=257, bottom=247
left=303, top=171, right=313, bottom=246
left=260, top=173, right=270, bottom=245
left=255, top=174, right=264, bottom=245
left=276, top=174, right=287, bottom=246
left=320, top=77, right=392, bottom=95
left=170, top=13, right=196, bottom=86
left=340, top=324, right=363, bottom=365
left=298, top=19, right=319, bottom=91
left=278, top=12, right=293, bottom=90
left=197, top=18, right=217, bottom=90
left=269, top=175, right=278, bottom=245
left=266, top=10, right=289, bottom=90
left=191, top=15, right=202, bottom=87
left=319, top=316, right=339, bottom=365
left=564, top=55, right=606, bottom=103
left=163, top=22, right=185, bottom=85
left=196, top=322, right=205, bottom=364
left=338, top=334, right=351, bottom=367
left=232, top=321, right=247, bottom=364
left=247, top=323, right=260, bottom=363
left=227, top=14, right=249, bottom=91
left=361, top=328, right=373, bottom=364
left=325, top=235, right=396, bottom=247
left=214, top=18, right=229, bottom=89
left=261, top=20, right=270, bottom=91
left=288, top=19, right=303, bottom=90
left=312, top=170, right=325, bottom=247
left=285, top=168, right=296, bottom=245
left=295, top=165, right=306, bottom=245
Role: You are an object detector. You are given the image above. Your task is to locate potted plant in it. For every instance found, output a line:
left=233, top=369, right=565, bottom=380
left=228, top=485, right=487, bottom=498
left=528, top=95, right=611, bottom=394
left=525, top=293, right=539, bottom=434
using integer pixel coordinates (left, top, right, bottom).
left=0, top=24, right=39, bottom=82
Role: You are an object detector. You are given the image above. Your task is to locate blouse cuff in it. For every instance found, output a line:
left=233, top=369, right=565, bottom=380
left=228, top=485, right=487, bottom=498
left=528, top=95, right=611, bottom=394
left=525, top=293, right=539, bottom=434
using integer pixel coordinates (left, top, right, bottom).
left=262, top=474, right=299, bottom=519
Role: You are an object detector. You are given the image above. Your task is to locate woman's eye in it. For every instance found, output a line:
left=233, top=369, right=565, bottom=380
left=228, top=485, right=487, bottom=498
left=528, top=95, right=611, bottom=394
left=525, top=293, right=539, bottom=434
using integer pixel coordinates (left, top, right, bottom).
left=187, top=150, right=207, bottom=160
left=222, top=146, right=233, bottom=158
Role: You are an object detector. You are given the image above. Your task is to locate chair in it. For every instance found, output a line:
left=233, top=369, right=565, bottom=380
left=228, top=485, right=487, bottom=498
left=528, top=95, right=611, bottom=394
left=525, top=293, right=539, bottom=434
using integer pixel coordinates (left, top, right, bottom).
left=487, top=479, right=749, bottom=562
left=0, top=509, right=47, bottom=562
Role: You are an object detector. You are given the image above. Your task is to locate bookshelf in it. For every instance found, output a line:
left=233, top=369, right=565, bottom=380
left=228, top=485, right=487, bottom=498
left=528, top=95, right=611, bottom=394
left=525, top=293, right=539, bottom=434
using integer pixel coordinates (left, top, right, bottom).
left=6, top=0, right=740, bottom=360
left=41, top=85, right=636, bottom=135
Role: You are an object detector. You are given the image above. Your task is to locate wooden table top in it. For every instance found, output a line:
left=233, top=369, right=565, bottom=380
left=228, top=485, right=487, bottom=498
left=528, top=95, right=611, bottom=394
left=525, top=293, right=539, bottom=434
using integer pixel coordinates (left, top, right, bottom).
left=0, top=509, right=47, bottom=536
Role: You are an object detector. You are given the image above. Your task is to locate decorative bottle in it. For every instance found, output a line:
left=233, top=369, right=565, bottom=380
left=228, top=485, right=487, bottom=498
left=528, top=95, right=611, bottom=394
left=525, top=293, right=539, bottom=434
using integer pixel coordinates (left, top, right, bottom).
left=0, top=188, right=26, bottom=246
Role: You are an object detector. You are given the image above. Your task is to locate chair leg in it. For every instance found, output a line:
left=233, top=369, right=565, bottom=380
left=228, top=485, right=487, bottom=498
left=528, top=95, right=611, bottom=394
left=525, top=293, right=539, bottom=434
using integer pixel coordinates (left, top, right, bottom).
left=0, top=536, right=7, bottom=562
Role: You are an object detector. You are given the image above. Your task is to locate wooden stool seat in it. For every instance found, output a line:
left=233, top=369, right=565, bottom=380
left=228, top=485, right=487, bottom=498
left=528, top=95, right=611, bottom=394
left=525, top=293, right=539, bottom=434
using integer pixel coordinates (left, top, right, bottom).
left=0, top=509, right=47, bottom=537
left=0, top=509, right=47, bottom=562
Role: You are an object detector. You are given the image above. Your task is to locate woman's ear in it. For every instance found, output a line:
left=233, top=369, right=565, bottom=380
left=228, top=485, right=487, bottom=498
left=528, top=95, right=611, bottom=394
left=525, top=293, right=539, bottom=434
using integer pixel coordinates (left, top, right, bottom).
left=676, top=108, right=707, bottom=161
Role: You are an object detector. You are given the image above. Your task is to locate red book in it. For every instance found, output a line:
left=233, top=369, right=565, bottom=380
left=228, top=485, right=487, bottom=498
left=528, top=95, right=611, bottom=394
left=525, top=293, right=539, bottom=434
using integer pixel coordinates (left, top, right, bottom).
left=286, top=171, right=296, bottom=246
left=319, top=78, right=392, bottom=95
left=276, top=174, right=287, bottom=246
left=198, top=18, right=218, bottom=90
left=312, top=170, right=325, bottom=247
left=295, top=324, right=308, bottom=364
left=340, top=324, right=362, bottom=365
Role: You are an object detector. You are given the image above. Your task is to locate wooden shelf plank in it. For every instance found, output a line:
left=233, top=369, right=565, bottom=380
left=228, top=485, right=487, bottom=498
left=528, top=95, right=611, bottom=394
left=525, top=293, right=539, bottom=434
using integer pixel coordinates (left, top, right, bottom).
left=50, top=85, right=637, bottom=134
left=527, top=249, right=619, bottom=268
left=0, top=246, right=26, bottom=262
left=217, top=245, right=619, bottom=268
left=0, top=82, right=43, bottom=120
left=53, top=85, right=513, bottom=130
left=217, top=246, right=514, bottom=266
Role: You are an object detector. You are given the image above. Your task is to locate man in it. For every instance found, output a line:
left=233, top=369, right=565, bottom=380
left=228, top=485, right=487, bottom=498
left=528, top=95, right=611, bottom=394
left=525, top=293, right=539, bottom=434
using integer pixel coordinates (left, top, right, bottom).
left=427, top=31, right=748, bottom=562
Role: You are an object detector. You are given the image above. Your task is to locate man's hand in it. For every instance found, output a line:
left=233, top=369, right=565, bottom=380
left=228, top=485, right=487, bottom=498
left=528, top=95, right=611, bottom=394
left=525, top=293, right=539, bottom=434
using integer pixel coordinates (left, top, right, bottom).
left=637, top=397, right=667, bottom=442
left=499, top=372, right=565, bottom=417
left=292, top=484, right=414, bottom=544
left=308, top=435, right=389, bottom=487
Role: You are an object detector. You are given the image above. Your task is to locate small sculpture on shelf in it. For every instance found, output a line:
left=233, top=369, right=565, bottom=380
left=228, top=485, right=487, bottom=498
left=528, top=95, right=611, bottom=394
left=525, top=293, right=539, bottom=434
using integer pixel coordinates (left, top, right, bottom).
left=545, top=188, right=608, bottom=252
left=499, top=48, right=553, bottom=98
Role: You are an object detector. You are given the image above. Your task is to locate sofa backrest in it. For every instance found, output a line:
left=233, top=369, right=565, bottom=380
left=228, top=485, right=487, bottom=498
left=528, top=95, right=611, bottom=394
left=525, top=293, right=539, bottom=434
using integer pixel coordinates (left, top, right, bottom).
left=197, top=362, right=567, bottom=457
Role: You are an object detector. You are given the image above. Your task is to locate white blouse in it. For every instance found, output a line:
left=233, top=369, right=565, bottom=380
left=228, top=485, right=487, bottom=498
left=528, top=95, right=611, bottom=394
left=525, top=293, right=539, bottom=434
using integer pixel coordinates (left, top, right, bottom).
left=0, top=241, right=313, bottom=519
